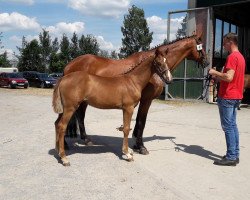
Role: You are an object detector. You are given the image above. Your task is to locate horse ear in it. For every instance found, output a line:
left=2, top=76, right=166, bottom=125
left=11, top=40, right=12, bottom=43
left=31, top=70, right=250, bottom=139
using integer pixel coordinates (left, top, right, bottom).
left=155, top=48, right=161, bottom=56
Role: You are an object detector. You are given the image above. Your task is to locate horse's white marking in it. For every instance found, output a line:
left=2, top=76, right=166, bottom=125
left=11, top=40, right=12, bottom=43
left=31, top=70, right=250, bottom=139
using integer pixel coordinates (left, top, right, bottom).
left=167, top=70, right=172, bottom=81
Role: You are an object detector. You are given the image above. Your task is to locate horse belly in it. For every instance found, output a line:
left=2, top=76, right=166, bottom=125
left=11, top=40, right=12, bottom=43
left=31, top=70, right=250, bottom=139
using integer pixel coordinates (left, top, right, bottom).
left=86, top=89, right=123, bottom=109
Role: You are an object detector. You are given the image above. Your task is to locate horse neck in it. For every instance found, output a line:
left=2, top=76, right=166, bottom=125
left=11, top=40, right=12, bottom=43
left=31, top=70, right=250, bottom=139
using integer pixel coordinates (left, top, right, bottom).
left=165, top=39, right=195, bottom=72
left=126, top=56, right=155, bottom=90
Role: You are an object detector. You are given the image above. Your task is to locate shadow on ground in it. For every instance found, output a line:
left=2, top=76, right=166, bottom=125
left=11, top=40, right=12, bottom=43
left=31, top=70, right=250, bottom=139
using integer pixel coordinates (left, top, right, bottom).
left=171, top=140, right=222, bottom=161
left=49, top=134, right=221, bottom=163
left=48, top=135, right=174, bottom=161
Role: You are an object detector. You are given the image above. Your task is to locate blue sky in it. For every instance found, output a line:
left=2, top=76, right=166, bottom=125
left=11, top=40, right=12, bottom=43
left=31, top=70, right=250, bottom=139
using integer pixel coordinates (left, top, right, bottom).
left=0, top=0, right=188, bottom=60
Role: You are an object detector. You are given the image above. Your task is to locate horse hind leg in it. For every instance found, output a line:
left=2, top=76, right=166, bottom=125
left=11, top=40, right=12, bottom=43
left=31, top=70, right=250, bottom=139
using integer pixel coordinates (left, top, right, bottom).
left=56, top=114, right=69, bottom=151
left=56, top=110, right=76, bottom=166
left=55, top=113, right=62, bottom=152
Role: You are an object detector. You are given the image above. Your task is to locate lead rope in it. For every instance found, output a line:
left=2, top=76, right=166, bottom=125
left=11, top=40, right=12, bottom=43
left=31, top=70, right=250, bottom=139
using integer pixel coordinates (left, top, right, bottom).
left=198, top=73, right=212, bottom=100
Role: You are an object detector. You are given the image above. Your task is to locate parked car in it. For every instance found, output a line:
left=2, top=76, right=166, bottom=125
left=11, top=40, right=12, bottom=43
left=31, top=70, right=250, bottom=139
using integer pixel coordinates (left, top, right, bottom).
left=0, top=72, right=29, bottom=89
left=50, top=72, right=63, bottom=79
left=22, top=71, right=56, bottom=88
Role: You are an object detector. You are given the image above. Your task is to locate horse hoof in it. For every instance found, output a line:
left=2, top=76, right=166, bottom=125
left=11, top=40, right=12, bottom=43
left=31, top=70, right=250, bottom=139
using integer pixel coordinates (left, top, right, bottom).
left=139, top=147, right=149, bottom=155
left=127, top=157, right=134, bottom=162
left=128, top=149, right=134, bottom=155
left=63, top=161, right=71, bottom=166
left=84, top=139, right=94, bottom=146
left=133, top=145, right=149, bottom=155
left=123, top=153, right=134, bottom=162
left=61, top=157, right=70, bottom=166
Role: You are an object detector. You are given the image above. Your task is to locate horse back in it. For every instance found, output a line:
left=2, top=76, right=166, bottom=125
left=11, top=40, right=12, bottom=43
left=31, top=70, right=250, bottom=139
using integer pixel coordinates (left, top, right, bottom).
left=63, top=52, right=153, bottom=77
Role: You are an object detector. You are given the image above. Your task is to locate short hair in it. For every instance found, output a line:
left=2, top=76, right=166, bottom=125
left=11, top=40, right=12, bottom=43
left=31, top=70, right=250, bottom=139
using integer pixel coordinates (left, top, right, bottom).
left=223, top=32, right=238, bottom=45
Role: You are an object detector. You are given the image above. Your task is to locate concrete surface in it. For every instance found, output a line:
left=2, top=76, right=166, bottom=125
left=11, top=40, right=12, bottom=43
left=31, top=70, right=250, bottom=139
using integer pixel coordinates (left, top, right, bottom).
left=1, top=88, right=250, bottom=200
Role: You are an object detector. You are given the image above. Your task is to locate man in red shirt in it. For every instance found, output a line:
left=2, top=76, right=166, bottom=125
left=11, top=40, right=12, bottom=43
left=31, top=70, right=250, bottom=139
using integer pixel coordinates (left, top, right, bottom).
left=209, top=32, right=245, bottom=166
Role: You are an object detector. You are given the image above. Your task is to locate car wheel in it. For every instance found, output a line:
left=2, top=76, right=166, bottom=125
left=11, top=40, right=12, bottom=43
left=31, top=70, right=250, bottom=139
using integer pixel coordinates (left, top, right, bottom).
left=24, top=85, right=28, bottom=89
left=10, top=84, right=16, bottom=89
left=40, top=82, right=45, bottom=88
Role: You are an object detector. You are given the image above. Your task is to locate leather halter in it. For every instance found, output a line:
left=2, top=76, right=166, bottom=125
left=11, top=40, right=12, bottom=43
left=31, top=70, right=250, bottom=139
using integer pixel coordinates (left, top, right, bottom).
left=194, top=37, right=207, bottom=67
left=153, top=57, right=169, bottom=78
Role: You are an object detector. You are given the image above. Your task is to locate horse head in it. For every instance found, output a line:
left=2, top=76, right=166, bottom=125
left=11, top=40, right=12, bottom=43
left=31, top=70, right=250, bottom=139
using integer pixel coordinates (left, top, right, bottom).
left=154, top=48, right=173, bottom=84
left=187, top=33, right=210, bottom=68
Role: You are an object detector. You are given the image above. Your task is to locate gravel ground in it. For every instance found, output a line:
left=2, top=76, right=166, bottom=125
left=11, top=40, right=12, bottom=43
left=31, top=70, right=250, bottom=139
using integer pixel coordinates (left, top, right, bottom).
left=1, top=87, right=250, bottom=200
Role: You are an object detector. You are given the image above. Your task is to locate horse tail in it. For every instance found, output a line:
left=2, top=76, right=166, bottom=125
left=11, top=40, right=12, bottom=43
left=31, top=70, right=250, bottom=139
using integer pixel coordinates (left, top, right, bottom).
left=52, top=78, right=63, bottom=114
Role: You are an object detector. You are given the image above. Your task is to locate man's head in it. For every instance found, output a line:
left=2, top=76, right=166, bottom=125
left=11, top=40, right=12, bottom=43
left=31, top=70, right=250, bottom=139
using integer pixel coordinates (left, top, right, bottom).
left=223, top=33, right=238, bottom=52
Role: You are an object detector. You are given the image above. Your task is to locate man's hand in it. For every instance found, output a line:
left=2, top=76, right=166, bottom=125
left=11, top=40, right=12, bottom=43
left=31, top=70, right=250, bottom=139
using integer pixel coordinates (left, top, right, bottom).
left=208, top=67, right=234, bottom=82
left=208, top=68, right=218, bottom=79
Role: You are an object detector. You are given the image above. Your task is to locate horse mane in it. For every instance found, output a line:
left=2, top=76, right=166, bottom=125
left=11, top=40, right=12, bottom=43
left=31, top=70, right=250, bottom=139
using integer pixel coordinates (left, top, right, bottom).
left=150, top=35, right=197, bottom=50
left=121, top=55, right=154, bottom=75
left=119, top=35, right=197, bottom=75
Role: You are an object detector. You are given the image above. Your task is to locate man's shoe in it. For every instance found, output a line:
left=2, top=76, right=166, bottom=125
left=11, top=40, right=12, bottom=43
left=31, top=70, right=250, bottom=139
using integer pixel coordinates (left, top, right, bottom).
left=214, top=158, right=237, bottom=166
left=222, top=155, right=239, bottom=164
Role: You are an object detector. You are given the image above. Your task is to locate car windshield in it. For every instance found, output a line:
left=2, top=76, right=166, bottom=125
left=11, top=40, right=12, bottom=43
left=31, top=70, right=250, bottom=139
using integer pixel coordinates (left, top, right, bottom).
left=38, top=73, right=51, bottom=78
left=7, top=73, right=23, bottom=78
left=51, top=73, right=62, bottom=77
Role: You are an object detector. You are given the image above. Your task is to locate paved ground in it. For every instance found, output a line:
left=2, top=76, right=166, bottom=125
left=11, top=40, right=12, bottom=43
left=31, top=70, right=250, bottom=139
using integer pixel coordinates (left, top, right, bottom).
left=1, top=87, right=250, bottom=200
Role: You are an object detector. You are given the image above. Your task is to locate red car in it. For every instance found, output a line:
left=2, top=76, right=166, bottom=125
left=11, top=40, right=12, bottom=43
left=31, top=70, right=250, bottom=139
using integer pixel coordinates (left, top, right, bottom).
left=0, top=72, right=29, bottom=89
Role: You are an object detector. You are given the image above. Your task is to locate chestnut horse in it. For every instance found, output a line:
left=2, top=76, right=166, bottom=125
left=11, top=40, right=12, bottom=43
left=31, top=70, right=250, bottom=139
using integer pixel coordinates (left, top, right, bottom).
left=53, top=48, right=172, bottom=166
left=64, top=34, right=208, bottom=155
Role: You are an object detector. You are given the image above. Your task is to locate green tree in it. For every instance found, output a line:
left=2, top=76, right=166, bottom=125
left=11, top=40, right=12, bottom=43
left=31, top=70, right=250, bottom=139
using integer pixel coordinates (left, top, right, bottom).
left=17, top=39, right=42, bottom=72
left=50, top=52, right=65, bottom=73
left=70, top=32, right=80, bottom=59
left=59, top=34, right=71, bottom=65
left=0, top=33, right=11, bottom=67
left=78, top=34, right=100, bottom=55
left=49, top=37, right=61, bottom=72
left=39, top=29, right=52, bottom=72
left=51, top=37, right=59, bottom=53
left=98, top=50, right=109, bottom=58
left=0, top=51, right=11, bottom=67
left=119, top=5, right=153, bottom=58
left=99, top=50, right=118, bottom=59
left=110, top=50, right=118, bottom=59
left=176, top=15, right=187, bottom=39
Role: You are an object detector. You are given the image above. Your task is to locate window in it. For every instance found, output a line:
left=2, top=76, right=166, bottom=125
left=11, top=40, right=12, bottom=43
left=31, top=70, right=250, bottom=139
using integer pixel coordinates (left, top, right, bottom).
left=213, top=18, right=238, bottom=59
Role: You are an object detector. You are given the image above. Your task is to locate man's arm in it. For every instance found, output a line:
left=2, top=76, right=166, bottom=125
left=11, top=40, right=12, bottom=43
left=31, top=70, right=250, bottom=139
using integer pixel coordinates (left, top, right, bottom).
left=209, top=68, right=235, bottom=82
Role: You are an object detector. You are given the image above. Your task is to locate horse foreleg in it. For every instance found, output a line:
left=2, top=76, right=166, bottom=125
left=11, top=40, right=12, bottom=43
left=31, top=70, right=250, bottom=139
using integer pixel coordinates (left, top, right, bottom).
left=133, top=99, right=152, bottom=155
left=76, top=102, right=93, bottom=145
left=122, top=106, right=134, bottom=161
left=133, top=80, right=163, bottom=155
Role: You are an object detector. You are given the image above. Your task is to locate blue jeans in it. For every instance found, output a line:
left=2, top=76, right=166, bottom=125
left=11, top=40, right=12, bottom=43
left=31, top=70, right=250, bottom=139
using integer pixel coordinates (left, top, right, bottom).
left=217, top=98, right=240, bottom=160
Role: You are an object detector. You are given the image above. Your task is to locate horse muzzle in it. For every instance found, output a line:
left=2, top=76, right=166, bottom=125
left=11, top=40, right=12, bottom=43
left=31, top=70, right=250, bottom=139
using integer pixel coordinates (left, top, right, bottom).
left=161, top=70, right=173, bottom=84
left=201, top=59, right=210, bottom=68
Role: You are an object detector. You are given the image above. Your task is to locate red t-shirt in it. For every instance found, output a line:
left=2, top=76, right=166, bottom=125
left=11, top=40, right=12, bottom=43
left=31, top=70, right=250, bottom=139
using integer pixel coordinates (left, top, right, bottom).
left=218, top=51, right=245, bottom=99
